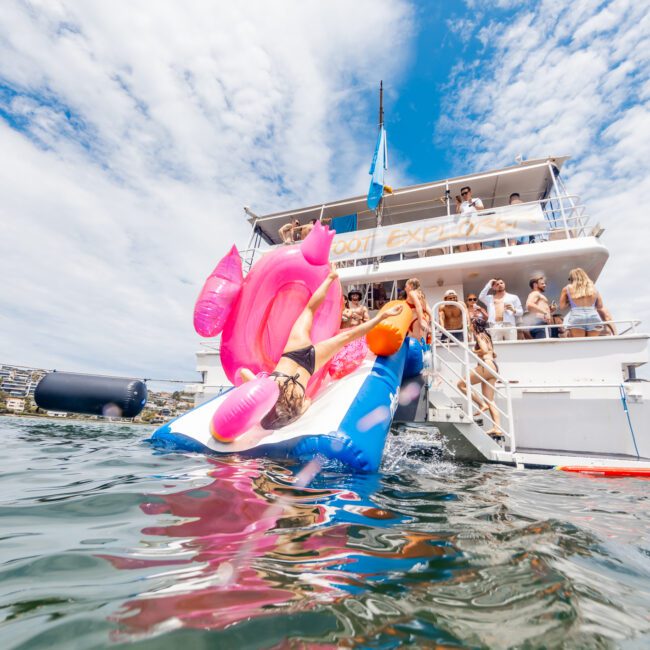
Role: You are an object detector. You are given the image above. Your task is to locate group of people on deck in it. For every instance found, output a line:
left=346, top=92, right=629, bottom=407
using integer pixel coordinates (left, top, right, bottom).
left=439, top=268, right=614, bottom=343
left=339, top=268, right=614, bottom=441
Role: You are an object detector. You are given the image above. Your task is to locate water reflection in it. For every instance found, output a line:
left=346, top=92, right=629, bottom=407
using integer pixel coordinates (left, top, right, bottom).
left=105, top=457, right=460, bottom=643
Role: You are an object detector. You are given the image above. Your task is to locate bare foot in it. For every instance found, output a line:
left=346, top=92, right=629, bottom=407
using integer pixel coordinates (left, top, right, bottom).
left=473, top=404, right=489, bottom=418
left=486, top=428, right=503, bottom=438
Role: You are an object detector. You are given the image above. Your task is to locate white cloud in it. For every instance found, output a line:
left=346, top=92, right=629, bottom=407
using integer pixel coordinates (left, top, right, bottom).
left=1, top=0, right=413, bottom=380
left=437, top=0, right=650, bottom=342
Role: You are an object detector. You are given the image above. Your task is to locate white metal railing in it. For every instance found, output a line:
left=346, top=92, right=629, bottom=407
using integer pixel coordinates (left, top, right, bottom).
left=439, top=319, right=641, bottom=341
left=430, top=301, right=516, bottom=450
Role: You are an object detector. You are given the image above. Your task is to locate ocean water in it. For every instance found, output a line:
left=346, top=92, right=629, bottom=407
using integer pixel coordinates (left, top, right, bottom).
left=1, top=416, right=649, bottom=649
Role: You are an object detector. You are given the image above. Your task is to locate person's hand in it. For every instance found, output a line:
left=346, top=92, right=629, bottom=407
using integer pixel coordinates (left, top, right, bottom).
left=381, top=304, right=403, bottom=319
left=505, top=304, right=515, bottom=313
left=420, top=318, right=429, bottom=332
left=328, top=262, right=339, bottom=281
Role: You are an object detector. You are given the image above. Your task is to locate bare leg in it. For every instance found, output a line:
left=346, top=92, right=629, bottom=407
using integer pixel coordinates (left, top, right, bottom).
left=284, top=267, right=339, bottom=352
left=458, top=371, right=487, bottom=412
left=313, top=305, right=402, bottom=372
left=569, top=328, right=586, bottom=338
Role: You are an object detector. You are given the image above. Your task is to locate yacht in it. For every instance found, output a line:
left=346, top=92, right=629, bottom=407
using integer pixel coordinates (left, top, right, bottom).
left=192, top=156, right=650, bottom=473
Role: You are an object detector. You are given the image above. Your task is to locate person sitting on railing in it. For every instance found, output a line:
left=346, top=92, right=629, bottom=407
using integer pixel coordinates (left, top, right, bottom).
left=479, top=278, right=523, bottom=341
left=559, top=267, right=616, bottom=337
left=457, top=317, right=502, bottom=439
left=526, top=275, right=558, bottom=339
left=439, top=289, right=465, bottom=342
left=455, top=186, right=484, bottom=252
left=278, top=218, right=302, bottom=244
left=405, top=278, right=432, bottom=342
left=301, top=219, right=318, bottom=240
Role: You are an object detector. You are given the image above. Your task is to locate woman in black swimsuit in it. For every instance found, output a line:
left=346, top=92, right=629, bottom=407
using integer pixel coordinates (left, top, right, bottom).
left=239, top=266, right=402, bottom=429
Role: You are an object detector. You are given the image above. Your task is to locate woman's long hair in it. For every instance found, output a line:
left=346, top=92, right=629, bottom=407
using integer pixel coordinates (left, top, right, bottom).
left=260, top=381, right=303, bottom=430
left=471, top=317, right=494, bottom=348
left=568, top=267, right=596, bottom=300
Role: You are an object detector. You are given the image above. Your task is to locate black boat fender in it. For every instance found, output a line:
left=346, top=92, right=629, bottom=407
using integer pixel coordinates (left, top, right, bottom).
left=34, top=372, right=147, bottom=418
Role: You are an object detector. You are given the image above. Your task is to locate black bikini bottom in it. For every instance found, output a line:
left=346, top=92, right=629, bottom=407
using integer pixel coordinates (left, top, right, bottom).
left=281, top=345, right=316, bottom=375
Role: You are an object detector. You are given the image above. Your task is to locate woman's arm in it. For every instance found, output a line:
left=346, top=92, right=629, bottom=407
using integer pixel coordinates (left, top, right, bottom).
left=476, top=333, right=491, bottom=356
left=595, top=293, right=616, bottom=334
left=559, top=286, right=569, bottom=310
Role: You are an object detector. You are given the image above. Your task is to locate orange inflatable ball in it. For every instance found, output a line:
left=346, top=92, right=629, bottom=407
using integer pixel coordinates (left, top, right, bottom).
left=366, top=300, right=411, bottom=356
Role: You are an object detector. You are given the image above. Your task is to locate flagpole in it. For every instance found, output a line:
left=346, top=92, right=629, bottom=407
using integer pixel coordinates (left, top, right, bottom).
left=376, top=81, right=384, bottom=226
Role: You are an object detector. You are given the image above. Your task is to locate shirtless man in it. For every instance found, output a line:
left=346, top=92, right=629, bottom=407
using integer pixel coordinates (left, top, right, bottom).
left=526, top=275, right=556, bottom=339
left=342, top=290, right=369, bottom=328
left=278, top=219, right=301, bottom=244
left=438, top=289, right=465, bottom=342
left=301, top=219, right=318, bottom=240
left=479, top=278, right=523, bottom=341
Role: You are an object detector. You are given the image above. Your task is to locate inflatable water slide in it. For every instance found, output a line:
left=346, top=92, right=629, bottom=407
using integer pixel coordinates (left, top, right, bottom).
left=150, top=223, right=423, bottom=472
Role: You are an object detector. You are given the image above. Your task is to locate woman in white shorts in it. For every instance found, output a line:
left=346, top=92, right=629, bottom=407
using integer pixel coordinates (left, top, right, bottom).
left=559, top=268, right=614, bottom=337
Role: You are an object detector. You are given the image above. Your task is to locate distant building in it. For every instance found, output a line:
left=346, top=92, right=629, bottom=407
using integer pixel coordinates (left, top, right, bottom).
left=6, top=397, right=25, bottom=412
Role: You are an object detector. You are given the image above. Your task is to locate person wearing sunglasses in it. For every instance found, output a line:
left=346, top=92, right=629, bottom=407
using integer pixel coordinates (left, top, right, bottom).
left=466, top=293, right=488, bottom=323
left=455, top=186, right=484, bottom=252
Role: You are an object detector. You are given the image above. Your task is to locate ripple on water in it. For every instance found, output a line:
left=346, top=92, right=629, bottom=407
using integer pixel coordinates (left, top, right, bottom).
left=1, top=416, right=650, bottom=648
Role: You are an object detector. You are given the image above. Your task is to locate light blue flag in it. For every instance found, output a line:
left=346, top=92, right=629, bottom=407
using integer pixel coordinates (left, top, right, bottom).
left=367, top=125, right=387, bottom=210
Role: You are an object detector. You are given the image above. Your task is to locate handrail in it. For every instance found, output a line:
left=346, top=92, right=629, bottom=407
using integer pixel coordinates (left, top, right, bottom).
left=431, top=301, right=516, bottom=449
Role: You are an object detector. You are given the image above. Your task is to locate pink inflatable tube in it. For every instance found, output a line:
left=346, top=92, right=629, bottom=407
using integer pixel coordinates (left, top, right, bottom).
left=221, top=222, right=342, bottom=396
left=210, top=375, right=279, bottom=442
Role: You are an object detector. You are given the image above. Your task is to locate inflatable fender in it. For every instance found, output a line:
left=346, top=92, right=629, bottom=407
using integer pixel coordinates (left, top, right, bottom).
left=221, top=222, right=341, bottom=394
left=34, top=372, right=147, bottom=418
left=210, top=375, right=279, bottom=442
left=366, top=300, right=411, bottom=356
left=194, top=245, right=244, bottom=338
left=403, top=336, right=424, bottom=379
left=329, top=337, right=368, bottom=379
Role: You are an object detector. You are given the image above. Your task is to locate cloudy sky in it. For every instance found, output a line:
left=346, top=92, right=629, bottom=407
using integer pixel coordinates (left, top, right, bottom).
left=2, top=0, right=648, bottom=383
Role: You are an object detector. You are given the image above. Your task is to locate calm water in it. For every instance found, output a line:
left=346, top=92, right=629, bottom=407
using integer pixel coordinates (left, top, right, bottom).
left=1, top=416, right=650, bottom=649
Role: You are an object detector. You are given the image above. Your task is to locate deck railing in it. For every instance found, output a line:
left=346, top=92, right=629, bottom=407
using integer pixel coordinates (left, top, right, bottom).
left=441, top=319, right=642, bottom=340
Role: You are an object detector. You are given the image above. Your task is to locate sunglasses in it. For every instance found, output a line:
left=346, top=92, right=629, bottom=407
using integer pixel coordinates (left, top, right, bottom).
left=461, top=191, right=469, bottom=196
left=467, top=298, right=477, bottom=301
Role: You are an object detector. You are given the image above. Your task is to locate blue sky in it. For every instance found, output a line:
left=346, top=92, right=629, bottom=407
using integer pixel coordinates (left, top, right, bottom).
left=1, top=0, right=648, bottom=381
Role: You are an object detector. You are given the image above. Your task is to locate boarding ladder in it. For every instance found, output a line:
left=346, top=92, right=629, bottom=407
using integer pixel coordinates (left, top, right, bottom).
left=426, top=301, right=516, bottom=463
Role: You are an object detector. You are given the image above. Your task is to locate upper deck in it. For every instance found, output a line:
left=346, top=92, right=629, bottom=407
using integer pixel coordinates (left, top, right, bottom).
left=243, top=156, right=607, bottom=302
